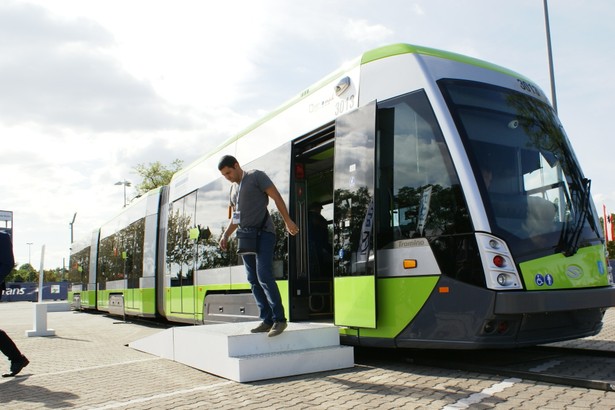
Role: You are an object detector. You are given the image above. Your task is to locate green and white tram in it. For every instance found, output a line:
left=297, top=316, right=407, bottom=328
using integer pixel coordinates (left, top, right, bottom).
left=74, top=43, right=615, bottom=349
left=68, top=231, right=98, bottom=310
left=70, top=187, right=165, bottom=318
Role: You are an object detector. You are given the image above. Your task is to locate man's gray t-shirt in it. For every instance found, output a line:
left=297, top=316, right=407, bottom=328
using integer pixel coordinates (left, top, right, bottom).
left=230, top=169, right=275, bottom=233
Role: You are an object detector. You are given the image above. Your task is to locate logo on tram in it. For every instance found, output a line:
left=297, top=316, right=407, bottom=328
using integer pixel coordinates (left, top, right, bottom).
left=565, top=265, right=583, bottom=280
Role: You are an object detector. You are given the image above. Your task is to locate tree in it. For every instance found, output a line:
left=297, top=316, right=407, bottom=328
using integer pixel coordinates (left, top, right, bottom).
left=133, top=159, right=183, bottom=195
left=6, top=263, right=35, bottom=282
left=3, top=263, right=65, bottom=283
left=607, top=241, right=615, bottom=260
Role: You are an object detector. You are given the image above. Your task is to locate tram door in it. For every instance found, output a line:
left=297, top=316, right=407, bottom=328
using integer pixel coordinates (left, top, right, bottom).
left=333, top=101, right=377, bottom=328
left=291, top=130, right=336, bottom=322
left=290, top=101, right=377, bottom=327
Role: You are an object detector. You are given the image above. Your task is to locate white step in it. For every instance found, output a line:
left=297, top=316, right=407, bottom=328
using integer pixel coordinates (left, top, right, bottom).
left=129, top=322, right=354, bottom=382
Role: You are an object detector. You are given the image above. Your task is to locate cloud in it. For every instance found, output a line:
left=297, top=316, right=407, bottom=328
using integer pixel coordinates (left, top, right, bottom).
left=343, top=19, right=394, bottom=44
left=0, top=1, right=192, bottom=132
left=412, top=3, right=425, bottom=16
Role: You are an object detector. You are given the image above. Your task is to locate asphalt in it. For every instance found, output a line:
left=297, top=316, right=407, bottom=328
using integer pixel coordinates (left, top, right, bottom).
left=1, top=301, right=614, bottom=409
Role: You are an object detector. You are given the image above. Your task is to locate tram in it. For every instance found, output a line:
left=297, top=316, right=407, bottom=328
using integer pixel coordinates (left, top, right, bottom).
left=70, top=43, right=615, bottom=349
left=69, top=188, right=164, bottom=316
left=67, top=231, right=97, bottom=309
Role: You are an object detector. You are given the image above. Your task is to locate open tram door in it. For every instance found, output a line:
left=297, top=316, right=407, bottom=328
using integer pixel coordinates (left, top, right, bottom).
left=290, top=125, right=335, bottom=322
left=332, top=101, right=377, bottom=328
left=289, top=101, right=376, bottom=327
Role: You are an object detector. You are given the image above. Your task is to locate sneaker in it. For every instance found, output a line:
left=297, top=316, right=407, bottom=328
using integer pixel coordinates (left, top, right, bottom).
left=268, top=321, right=287, bottom=337
left=2, top=355, right=29, bottom=377
left=251, top=322, right=273, bottom=333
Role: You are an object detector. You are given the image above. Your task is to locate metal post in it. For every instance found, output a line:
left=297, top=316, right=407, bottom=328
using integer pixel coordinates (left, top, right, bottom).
left=543, top=0, right=558, bottom=113
left=38, top=245, right=45, bottom=303
left=27, top=242, right=33, bottom=265
left=115, top=180, right=131, bottom=207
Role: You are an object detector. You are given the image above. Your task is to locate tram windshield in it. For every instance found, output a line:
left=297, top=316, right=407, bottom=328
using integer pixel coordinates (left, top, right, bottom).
left=439, top=79, right=601, bottom=258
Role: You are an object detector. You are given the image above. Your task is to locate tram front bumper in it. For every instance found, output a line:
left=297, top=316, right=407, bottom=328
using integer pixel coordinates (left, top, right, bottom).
left=494, top=286, right=615, bottom=314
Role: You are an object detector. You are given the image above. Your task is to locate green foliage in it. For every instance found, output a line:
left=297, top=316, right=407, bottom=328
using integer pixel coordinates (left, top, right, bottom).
left=607, top=241, right=615, bottom=260
left=4, top=263, right=66, bottom=283
left=134, top=159, right=183, bottom=195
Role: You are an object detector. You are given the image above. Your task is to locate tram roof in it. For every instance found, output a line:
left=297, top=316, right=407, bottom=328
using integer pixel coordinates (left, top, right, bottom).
left=362, top=43, right=524, bottom=79
left=173, top=42, right=526, bottom=180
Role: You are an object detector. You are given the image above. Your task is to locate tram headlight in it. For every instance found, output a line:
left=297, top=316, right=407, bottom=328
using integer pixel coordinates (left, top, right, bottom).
left=497, top=274, right=509, bottom=286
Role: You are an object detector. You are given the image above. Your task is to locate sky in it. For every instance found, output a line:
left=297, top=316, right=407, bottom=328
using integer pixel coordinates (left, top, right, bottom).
left=1, top=0, right=614, bottom=270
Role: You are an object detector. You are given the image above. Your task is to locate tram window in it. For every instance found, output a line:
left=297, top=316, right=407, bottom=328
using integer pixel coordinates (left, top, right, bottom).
left=441, top=79, right=573, bottom=244
left=97, top=217, right=145, bottom=288
left=194, top=178, right=236, bottom=269
left=187, top=143, right=291, bottom=278
left=377, top=90, right=469, bottom=249
left=143, top=214, right=158, bottom=277
left=167, top=191, right=197, bottom=286
left=69, top=247, right=89, bottom=284
left=242, top=144, right=292, bottom=279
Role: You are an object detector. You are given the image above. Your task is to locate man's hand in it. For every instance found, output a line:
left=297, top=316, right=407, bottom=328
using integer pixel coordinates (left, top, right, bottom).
left=219, top=235, right=229, bottom=251
left=286, top=221, right=299, bottom=236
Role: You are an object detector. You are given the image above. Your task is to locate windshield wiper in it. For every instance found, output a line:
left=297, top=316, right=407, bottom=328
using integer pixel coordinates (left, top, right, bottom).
left=560, top=178, right=591, bottom=257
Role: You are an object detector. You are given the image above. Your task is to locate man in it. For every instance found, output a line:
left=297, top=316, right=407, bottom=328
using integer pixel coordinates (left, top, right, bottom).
left=0, top=231, right=29, bottom=377
left=307, top=202, right=332, bottom=278
left=218, top=155, right=299, bottom=337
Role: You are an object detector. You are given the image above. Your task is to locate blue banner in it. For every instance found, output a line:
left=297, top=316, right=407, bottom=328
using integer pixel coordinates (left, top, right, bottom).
left=1, top=282, right=68, bottom=302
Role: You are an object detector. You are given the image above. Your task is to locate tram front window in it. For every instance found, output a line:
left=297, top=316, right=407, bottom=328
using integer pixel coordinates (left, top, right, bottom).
left=439, top=79, right=600, bottom=257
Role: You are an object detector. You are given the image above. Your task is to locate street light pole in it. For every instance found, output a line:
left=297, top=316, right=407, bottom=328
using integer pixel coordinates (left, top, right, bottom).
left=115, top=180, right=132, bottom=207
left=69, top=212, right=77, bottom=244
left=543, top=0, right=557, bottom=114
left=27, top=242, right=33, bottom=265
left=27, top=242, right=33, bottom=282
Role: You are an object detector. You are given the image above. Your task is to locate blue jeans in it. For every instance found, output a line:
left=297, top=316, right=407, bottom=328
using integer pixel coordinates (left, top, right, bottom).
left=242, top=231, right=286, bottom=324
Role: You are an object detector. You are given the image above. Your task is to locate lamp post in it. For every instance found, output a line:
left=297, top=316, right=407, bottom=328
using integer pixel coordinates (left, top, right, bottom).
left=115, top=179, right=131, bottom=207
left=543, top=0, right=557, bottom=113
left=26, top=242, right=33, bottom=281
left=27, top=242, right=33, bottom=265
left=69, top=212, right=77, bottom=244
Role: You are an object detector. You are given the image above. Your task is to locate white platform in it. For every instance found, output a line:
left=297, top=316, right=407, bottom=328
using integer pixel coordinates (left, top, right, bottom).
left=129, top=322, right=354, bottom=382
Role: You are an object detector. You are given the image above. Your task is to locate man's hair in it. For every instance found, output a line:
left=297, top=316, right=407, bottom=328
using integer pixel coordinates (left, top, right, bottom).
left=218, top=155, right=238, bottom=170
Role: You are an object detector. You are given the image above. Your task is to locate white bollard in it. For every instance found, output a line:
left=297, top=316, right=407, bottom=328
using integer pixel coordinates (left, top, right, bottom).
left=26, top=245, right=56, bottom=337
left=26, top=302, right=56, bottom=337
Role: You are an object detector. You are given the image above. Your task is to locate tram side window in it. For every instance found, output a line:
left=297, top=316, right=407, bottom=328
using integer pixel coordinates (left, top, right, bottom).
left=242, top=144, right=292, bottom=279
left=179, top=143, right=291, bottom=277
left=194, top=178, right=238, bottom=269
left=98, top=218, right=145, bottom=290
left=167, top=191, right=197, bottom=286
left=123, top=219, right=145, bottom=288
left=143, top=214, right=158, bottom=277
left=97, top=219, right=145, bottom=288
left=377, top=90, right=470, bottom=248
left=68, top=248, right=89, bottom=284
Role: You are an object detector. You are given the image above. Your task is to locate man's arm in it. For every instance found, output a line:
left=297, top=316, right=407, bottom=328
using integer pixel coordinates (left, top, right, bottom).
left=265, top=185, right=299, bottom=236
left=219, top=206, right=238, bottom=251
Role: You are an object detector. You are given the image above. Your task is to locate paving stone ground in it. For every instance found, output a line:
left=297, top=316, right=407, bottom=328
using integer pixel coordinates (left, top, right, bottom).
left=1, top=302, right=614, bottom=409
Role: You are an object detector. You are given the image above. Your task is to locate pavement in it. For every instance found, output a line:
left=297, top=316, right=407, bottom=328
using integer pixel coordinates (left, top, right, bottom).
left=0, top=301, right=614, bottom=409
